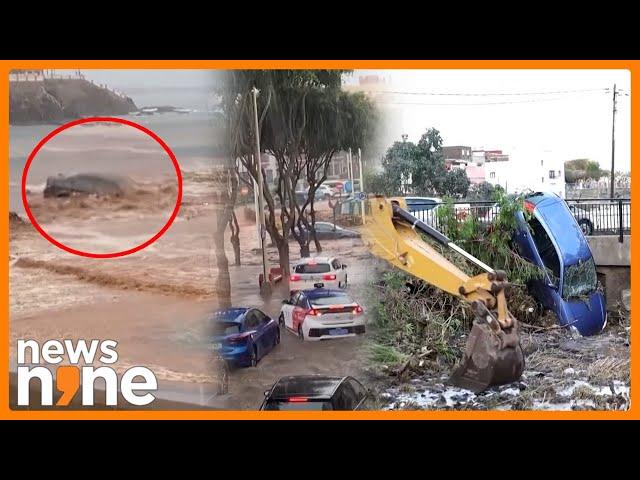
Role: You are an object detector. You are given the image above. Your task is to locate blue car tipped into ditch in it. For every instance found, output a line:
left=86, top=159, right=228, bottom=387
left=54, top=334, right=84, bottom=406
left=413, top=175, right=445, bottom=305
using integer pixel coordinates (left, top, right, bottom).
left=210, top=308, right=280, bottom=368
left=513, top=192, right=606, bottom=336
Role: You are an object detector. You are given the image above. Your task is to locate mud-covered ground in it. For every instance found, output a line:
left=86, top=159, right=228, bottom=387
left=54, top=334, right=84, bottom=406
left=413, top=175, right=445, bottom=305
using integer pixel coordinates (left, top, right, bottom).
left=362, top=314, right=630, bottom=411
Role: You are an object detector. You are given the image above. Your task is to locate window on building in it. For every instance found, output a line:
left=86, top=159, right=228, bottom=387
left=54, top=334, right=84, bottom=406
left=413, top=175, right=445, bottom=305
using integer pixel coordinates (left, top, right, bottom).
left=489, top=172, right=496, bottom=179
left=541, top=160, right=544, bottom=166
left=541, top=177, right=544, bottom=183
left=558, top=170, right=561, bottom=177
left=549, top=170, right=556, bottom=179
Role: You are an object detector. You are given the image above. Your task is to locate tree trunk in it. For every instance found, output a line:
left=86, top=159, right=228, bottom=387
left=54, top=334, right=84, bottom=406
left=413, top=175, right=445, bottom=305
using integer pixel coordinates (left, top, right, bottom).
left=229, top=211, right=241, bottom=266
left=276, top=238, right=290, bottom=276
left=309, top=202, right=322, bottom=253
left=214, top=206, right=232, bottom=309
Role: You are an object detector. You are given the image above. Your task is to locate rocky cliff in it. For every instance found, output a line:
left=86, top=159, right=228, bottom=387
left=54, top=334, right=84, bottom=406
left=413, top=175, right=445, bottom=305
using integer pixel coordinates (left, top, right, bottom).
left=9, top=79, right=137, bottom=125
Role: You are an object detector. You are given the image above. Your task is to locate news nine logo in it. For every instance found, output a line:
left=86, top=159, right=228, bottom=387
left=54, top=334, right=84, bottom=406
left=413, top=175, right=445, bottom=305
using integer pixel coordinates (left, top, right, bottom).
left=16, top=339, right=158, bottom=407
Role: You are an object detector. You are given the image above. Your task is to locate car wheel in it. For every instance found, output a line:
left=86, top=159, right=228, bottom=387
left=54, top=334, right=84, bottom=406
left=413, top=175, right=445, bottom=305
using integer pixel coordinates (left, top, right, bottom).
left=278, top=313, right=285, bottom=327
left=250, top=346, right=258, bottom=367
left=578, top=219, right=594, bottom=236
left=298, top=324, right=304, bottom=341
left=274, top=328, right=280, bottom=346
left=339, top=275, right=348, bottom=288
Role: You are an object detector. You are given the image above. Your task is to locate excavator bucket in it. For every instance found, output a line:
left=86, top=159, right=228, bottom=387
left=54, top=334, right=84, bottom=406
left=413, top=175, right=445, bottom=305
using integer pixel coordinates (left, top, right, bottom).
left=449, top=320, right=525, bottom=393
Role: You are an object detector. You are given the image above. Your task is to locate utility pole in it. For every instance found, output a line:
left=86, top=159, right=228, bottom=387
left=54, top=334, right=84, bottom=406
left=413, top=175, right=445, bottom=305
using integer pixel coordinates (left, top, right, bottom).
left=610, top=83, right=617, bottom=199
left=252, top=87, right=271, bottom=296
left=350, top=147, right=356, bottom=196
left=358, top=147, right=365, bottom=225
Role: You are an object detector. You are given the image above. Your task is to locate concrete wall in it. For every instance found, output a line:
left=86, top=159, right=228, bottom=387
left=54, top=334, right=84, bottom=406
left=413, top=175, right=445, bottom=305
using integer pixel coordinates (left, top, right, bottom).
left=587, top=235, right=630, bottom=309
left=588, top=235, right=630, bottom=267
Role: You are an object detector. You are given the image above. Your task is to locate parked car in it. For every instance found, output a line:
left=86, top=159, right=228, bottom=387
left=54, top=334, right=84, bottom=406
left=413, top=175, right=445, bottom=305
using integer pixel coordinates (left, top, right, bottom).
left=296, top=222, right=360, bottom=240
left=290, top=256, right=348, bottom=290
left=315, top=184, right=336, bottom=200
left=279, top=287, right=365, bottom=340
left=568, top=203, right=621, bottom=236
left=404, top=196, right=442, bottom=213
left=513, top=192, right=606, bottom=336
left=295, top=189, right=328, bottom=204
left=210, top=308, right=280, bottom=367
left=260, top=375, right=369, bottom=410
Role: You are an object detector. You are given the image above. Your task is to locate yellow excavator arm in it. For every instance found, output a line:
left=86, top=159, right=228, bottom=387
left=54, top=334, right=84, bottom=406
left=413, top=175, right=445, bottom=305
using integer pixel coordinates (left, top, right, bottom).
left=363, top=196, right=524, bottom=392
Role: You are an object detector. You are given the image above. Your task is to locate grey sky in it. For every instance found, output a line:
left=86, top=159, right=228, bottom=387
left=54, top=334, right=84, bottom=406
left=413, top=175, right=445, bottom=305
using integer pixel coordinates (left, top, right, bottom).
left=346, top=69, right=631, bottom=172
left=60, top=68, right=630, bottom=172
left=58, top=69, right=216, bottom=89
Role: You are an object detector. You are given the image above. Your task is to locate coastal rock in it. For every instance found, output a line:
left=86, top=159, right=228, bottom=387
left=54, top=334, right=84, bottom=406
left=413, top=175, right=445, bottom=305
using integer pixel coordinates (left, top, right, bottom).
left=10, top=79, right=137, bottom=125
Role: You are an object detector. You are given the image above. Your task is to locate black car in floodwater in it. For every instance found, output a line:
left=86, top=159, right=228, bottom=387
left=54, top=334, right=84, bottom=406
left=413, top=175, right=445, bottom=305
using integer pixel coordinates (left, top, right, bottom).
left=260, top=375, right=369, bottom=410
left=295, top=222, right=360, bottom=241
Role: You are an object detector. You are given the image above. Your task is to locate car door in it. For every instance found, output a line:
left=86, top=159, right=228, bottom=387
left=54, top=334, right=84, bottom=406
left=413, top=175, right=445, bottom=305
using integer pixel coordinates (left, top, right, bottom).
left=255, top=309, right=275, bottom=352
left=331, top=258, right=346, bottom=283
left=243, top=310, right=262, bottom=357
left=292, top=293, right=309, bottom=333
left=514, top=212, right=561, bottom=311
left=346, top=377, right=368, bottom=410
left=282, top=292, right=300, bottom=331
left=314, top=223, right=332, bottom=240
left=332, top=380, right=359, bottom=410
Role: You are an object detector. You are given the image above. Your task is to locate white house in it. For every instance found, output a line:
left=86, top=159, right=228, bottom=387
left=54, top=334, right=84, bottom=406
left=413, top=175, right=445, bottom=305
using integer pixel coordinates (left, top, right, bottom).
left=484, top=149, right=566, bottom=198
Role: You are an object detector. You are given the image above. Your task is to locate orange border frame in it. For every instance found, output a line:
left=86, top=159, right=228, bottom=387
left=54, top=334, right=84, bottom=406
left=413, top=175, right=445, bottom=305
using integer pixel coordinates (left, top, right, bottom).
left=1, top=59, right=635, bottom=420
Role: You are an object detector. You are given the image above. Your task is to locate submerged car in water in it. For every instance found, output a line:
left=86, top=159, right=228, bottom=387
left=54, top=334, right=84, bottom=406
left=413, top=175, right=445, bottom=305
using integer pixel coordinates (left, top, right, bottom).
left=210, top=308, right=280, bottom=367
left=513, top=192, right=606, bottom=336
left=260, top=375, right=369, bottom=410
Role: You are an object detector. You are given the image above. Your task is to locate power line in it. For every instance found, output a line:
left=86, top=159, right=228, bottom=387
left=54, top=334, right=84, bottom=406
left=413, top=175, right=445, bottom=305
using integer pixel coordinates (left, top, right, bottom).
left=379, top=97, right=588, bottom=107
left=374, top=87, right=610, bottom=97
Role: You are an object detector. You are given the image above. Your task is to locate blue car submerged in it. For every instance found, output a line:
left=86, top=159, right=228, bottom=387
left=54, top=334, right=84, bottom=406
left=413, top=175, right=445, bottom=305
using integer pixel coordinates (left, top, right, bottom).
left=211, top=308, right=280, bottom=367
left=513, top=193, right=606, bottom=336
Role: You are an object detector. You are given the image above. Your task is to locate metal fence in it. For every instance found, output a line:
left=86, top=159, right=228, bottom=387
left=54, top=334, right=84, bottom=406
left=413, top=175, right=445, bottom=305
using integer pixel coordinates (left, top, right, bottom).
left=404, top=198, right=630, bottom=240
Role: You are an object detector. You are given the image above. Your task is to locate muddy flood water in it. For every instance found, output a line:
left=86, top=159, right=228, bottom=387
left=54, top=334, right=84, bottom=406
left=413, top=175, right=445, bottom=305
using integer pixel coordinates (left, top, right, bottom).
left=9, top=120, right=631, bottom=411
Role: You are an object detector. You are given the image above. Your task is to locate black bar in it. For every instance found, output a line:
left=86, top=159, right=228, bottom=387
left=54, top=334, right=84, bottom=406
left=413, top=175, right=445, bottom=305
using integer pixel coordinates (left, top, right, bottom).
left=619, top=199, right=624, bottom=243
left=392, top=204, right=451, bottom=246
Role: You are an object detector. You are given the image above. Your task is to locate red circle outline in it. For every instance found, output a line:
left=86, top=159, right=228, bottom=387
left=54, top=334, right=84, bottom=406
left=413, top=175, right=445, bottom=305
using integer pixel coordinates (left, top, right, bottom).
left=21, top=117, right=183, bottom=259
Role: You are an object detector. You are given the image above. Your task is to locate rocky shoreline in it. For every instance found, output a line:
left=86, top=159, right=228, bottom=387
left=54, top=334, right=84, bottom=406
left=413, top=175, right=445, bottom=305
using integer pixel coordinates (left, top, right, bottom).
left=9, top=78, right=137, bottom=125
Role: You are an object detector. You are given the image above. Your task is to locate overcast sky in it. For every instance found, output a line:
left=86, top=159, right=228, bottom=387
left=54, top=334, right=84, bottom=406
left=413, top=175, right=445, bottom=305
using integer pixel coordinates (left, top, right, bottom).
left=346, top=69, right=631, bottom=172
left=61, top=69, right=631, bottom=172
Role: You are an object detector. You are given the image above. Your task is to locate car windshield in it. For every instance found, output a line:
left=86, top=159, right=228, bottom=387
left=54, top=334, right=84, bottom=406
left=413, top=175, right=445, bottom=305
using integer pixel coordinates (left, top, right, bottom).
left=212, top=322, right=241, bottom=336
left=294, top=263, right=331, bottom=274
left=311, top=294, right=353, bottom=306
left=263, top=400, right=334, bottom=410
left=562, top=258, right=598, bottom=300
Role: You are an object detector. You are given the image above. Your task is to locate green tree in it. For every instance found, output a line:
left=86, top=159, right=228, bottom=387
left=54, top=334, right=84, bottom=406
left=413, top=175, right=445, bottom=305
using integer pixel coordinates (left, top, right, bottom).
left=378, top=127, right=470, bottom=198
left=438, top=168, right=470, bottom=198
left=564, top=158, right=607, bottom=183
left=466, top=181, right=501, bottom=202
left=299, top=89, right=376, bottom=255
left=381, top=138, right=422, bottom=194
left=216, top=70, right=376, bottom=267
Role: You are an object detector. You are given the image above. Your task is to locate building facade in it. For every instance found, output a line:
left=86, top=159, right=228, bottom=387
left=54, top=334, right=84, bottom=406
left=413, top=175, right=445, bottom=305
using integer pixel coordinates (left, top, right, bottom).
left=484, top=149, right=565, bottom=198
